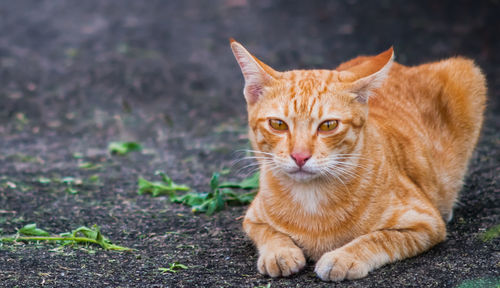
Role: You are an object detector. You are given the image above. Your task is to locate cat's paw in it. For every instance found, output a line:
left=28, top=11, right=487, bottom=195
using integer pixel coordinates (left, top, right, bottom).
left=314, top=250, right=369, bottom=281
left=257, top=245, right=306, bottom=277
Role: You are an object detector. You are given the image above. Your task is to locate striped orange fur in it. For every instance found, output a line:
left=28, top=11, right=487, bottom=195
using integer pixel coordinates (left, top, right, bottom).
left=230, top=39, right=486, bottom=281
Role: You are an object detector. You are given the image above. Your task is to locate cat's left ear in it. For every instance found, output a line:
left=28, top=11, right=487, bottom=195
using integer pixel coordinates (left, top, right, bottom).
left=340, top=47, right=394, bottom=103
left=230, top=39, right=278, bottom=105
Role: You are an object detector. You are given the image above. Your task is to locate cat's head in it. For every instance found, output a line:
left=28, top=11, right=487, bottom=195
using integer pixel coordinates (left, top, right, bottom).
left=230, top=39, right=393, bottom=183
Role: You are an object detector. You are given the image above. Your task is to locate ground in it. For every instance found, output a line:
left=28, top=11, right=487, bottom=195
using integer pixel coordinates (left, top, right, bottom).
left=0, top=1, right=499, bottom=287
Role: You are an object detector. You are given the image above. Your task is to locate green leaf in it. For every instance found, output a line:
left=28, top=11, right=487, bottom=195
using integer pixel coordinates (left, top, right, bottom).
left=206, top=199, right=218, bottom=215
left=155, top=170, right=173, bottom=186
left=18, top=223, right=50, bottom=236
left=2, top=224, right=131, bottom=251
left=171, top=263, right=188, bottom=270
left=219, top=172, right=259, bottom=190
left=210, top=172, right=220, bottom=192
left=78, top=162, right=101, bottom=170
left=191, top=200, right=211, bottom=213
left=72, top=152, right=84, bottom=159
left=143, top=170, right=258, bottom=215
left=158, top=267, right=170, bottom=273
left=168, top=171, right=257, bottom=215
left=215, top=190, right=225, bottom=211
left=88, top=174, right=100, bottom=183
left=223, top=189, right=256, bottom=205
left=70, top=225, right=130, bottom=251
left=158, top=262, right=188, bottom=273
left=480, top=224, right=500, bottom=242
left=61, top=177, right=76, bottom=184
left=72, top=226, right=99, bottom=240
left=37, top=177, right=51, bottom=184
left=137, top=173, right=190, bottom=197
left=108, top=141, right=142, bottom=155
left=65, top=186, right=78, bottom=194
left=234, top=191, right=257, bottom=204
left=171, top=192, right=208, bottom=206
left=4, top=181, right=17, bottom=189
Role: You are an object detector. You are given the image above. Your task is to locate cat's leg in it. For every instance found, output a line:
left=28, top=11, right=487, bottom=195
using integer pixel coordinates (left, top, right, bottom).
left=314, top=207, right=446, bottom=281
left=243, top=203, right=306, bottom=277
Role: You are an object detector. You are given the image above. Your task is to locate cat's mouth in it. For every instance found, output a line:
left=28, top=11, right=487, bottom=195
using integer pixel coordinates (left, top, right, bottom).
left=287, top=169, right=317, bottom=181
left=290, top=169, right=314, bottom=175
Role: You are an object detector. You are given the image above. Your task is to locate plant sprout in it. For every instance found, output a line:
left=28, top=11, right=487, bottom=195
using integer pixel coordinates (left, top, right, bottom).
left=108, top=141, right=142, bottom=155
left=158, top=262, right=188, bottom=273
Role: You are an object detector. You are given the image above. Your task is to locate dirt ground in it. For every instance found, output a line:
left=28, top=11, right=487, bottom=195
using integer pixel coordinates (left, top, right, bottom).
left=0, top=1, right=499, bottom=287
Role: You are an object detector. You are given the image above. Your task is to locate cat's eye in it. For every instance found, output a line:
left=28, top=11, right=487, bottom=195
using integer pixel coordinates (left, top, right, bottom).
left=269, top=119, right=288, bottom=131
left=318, top=120, right=339, bottom=132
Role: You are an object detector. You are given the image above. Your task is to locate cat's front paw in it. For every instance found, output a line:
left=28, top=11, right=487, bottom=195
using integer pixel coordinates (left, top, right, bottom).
left=257, top=245, right=306, bottom=277
left=314, top=250, right=369, bottom=281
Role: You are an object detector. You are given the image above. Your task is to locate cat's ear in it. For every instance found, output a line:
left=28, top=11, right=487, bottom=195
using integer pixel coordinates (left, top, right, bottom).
left=339, top=47, right=394, bottom=103
left=230, top=39, right=278, bottom=104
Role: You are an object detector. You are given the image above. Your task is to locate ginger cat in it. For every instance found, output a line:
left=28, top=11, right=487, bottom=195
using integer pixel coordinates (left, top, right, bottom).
left=230, top=39, right=486, bottom=281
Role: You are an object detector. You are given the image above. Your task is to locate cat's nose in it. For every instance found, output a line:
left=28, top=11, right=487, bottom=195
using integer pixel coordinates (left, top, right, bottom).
left=291, top=152, right=311, bottom=168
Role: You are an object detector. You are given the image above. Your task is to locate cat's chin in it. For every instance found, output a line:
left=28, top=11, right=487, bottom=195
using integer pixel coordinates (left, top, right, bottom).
left=286, top=170, right=318, bottom=182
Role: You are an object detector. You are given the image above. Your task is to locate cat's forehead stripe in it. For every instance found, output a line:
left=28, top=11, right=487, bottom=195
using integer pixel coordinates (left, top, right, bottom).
left=288, top=85, right=296, bottom=100
left=309, top=97, right=317, bottom=115
left=284, top=102, right=289, bottom=117
left=271, top=70, right=347, bottom=120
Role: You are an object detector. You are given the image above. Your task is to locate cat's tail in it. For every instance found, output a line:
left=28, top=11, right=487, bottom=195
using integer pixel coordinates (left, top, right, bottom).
left=428, top=57, right=487, bottom=221
left=435, top=57, right=487, bottom=162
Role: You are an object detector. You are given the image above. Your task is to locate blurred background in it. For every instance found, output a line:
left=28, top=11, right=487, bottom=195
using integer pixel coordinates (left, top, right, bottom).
left=1, top=0, right=498, bottom=139
left=1, top=0, right=498, bottom=176
left=0, top=1, right=498, bottom=286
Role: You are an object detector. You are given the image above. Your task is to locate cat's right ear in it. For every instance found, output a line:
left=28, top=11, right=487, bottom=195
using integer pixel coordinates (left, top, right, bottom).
left=230, top=39, right=277, bottom=105
left=339, top=47, right=394, bottom=103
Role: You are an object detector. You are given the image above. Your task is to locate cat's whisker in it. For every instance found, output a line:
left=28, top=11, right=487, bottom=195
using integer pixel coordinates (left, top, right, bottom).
left=231, top=155, right=272, bottom=165
left=236, top=158, right=277, bottom=171
left=325, top=163, right=361, bottom=180
left=235, top=162, right=260, bottom=171
left=334, top=169, right=364, bottom=178
left=232, top=159, right=269, bottom=168
left=326, top=157, right=370, bottom=171
left=319, top=170, right=338, bottom=186
left=330, top=156, right=369, bottom=165
left=231, top=153, right=274, bottom=173
left=328, top=161, right=370, bottom=172
left=234, top=160, right=275, bottom=174
left=331, top=153, right=362, bottom=157
left=238, top=149, right=275, bottom=157
left=241, top=157, right=273, bottom=161
left=231, top=150, right=275, bottom=170
left=236, top=162, right=273, bottom=178
left=233, top=160, right=262, bottom=173
left=323, top=169, right=351, bottom=195
left=331, top=154, right=373, bottom=164
left=328, top=170, right=358, bottom=182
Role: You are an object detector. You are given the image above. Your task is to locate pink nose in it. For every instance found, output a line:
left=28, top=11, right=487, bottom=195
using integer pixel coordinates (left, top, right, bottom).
left=291, top=152, right=311, bottom=167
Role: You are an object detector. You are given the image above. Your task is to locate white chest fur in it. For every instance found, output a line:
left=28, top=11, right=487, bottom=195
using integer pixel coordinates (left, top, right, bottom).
left=289, top=184, right=327, bottom=215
